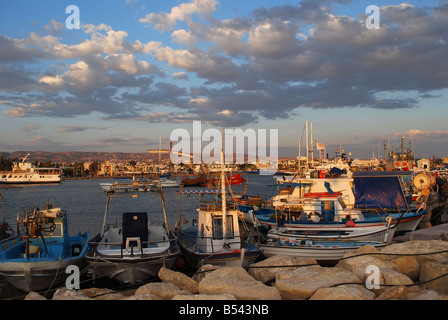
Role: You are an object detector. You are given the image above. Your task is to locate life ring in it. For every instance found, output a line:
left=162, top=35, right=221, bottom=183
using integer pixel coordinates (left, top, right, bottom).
left=307, top=212, right=322, bottom=222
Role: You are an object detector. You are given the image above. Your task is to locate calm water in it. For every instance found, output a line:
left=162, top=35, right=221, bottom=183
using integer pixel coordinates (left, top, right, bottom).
left=1, top=174, right=277, bottom=237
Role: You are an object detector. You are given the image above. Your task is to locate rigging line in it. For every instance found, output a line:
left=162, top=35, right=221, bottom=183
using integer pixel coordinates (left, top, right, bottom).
left=43, top=258, right=62, bottom=297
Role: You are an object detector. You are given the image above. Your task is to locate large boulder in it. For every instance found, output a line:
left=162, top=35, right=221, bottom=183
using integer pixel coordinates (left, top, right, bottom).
left=419, top=260, right=448, bottom=295
left=25, top=291, right=47, bottom=300
left=198, top=266, right=281, bottom=300
left=380, top=240, right=448, bottom=265
left=52, top=288, right=93, bottom=300
left=275, top=265, right=361, bottom=300
left=80, top=287, right=126, bottom=300
left=192, top=265, right=220, bottom=282
left=392, top=256, right=420, bottom=281
left=172, top=294, right=237, bottom=300
left=310, top=284, right=375, bottom=300
left=158, top=267, right=199, bottom=294
left=337, top=245, right=399, bottom=282
left=248, top=254, right=317, bottom=284
left=369, top=268, right=415, bottom=296
left=407, top=289, right=448, bottom=300
left=134, top=282, right=193, bottom=300
left=375, top=286, right=409, bottom=300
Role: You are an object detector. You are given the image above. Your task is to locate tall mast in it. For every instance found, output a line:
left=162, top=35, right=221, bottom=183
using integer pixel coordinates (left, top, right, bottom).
left=305, top=121, right=309, bottom=168
left=310, top=121, right=313, bottom=165
left=221, top=129, right=227, bottom=240
left=159, top=136, right=162, bottom=163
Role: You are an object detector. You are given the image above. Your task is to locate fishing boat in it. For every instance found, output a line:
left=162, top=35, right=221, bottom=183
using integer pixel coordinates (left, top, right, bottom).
left=236, top=173, right=426, bottom=236
left=267, top=216, right=396, bottom=243
left=86, top=184, right=180, bottom=285
left=260, top=238, right=387, bottom=261
left=176, top=150, right=260, bottom=268
left=0, top=154, right=62, bottom=184
left=201, top=173, right=246, bottom=187
left=157, top=176, right=181, bottom=188
left=0, top=202, right=89, bottom=292
left=99, top=179, right=156, bottom=192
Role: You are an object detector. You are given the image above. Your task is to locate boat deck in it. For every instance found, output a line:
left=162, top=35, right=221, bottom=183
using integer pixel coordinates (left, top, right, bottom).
left=393, top=223, right=448, bottom=242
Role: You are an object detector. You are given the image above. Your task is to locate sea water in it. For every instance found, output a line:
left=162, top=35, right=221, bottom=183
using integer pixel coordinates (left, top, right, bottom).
left=1, top=175, right=276, bottom=237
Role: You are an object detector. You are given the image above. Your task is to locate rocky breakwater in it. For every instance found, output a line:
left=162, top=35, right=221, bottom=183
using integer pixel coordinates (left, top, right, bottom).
left=25, top=240, right=448, bottom=300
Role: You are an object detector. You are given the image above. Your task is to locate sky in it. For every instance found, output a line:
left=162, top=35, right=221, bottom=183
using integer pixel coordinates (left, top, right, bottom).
left=0, top=0, right=447, bottom=160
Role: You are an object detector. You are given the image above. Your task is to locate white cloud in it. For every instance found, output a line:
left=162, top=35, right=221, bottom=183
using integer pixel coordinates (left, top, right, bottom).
left=139, top=0, right=218, bottom=31
left=171, top=29, right=196, bottom=45
left=402, top=129, right=448, bottom=140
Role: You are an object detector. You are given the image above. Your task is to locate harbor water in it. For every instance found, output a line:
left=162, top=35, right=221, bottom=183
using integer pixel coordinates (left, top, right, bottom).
left=0, top=174, right=276, bottom=299
left=1, top=174, right=276, bottom=239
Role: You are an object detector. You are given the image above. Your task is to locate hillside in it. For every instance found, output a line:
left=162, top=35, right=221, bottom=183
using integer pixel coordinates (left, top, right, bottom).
left=0, top=151, right=166, bottom=164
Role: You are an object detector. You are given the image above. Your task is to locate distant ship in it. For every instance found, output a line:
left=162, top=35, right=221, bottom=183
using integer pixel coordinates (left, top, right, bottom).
left=0, top=154, right=62, bottom=184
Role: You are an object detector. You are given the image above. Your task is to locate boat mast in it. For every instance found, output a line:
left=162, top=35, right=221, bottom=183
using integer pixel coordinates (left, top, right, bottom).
left=221, top=129, right=227, bottom=242
left=305, top=121, right=309, bottom=168
left=310, top=121, right=314, bottom=166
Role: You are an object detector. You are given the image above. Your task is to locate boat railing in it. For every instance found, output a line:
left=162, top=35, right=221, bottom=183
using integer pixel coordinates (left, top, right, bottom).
left=177, top=227, right=246, bottom=253
left=88, top=236, right=177, bottom=258
left=199, top=200, right=237, bottom=212
left=267, top=204, right=398, bottom=225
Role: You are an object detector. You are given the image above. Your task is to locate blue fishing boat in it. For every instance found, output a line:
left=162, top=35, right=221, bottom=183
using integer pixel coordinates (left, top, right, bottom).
left=0, top=202, right=89, bottom=292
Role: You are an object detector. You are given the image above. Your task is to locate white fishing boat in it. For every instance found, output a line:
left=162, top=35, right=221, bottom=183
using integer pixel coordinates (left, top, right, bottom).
left=260, top=238, right=387, bottom=261
left=176, top=148, right=260, bottom=268
left=267, top=216, right=396, bottom=244
left=0, top=154, right=62, bottom=184
left=157, top=177, right=181, bottom=188
left=237, top=173, right=426, bottom=236
left=99, top=179, right=157, bottom=192
left=86, top=184, right=180, bottom=285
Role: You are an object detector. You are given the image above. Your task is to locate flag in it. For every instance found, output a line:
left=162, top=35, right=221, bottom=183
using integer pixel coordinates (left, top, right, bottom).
left=316, top=142, right=325, bottom=150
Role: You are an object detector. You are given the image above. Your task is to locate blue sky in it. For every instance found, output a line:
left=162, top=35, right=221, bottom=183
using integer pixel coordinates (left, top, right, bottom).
left=0, top=0, right=447, bottom=159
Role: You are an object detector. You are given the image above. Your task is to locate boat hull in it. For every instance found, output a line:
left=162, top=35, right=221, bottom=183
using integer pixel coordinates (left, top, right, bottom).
left=177, top=226, right=260, bottom=268
left=86, top=252, right=179, bottom=285
left=0, top=233, right=90, bottom=292
left=0, top=256, right=87, bottom=292
left=178, top=242, right=260, bottom=268
left=0, top=178, right=62, bottom=184
left=260, top=241, right=387, bottom=261
left=241, top=204, right=425, bottom=235
left=268, top=224, right=396, bottom=244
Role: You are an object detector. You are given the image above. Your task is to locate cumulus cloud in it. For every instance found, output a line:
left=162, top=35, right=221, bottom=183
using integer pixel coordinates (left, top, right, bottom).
left=139, top=0, right=218, bottom=31
left=402, top=129, right=448, bottom=140
left=1, top=1, right=448, bottom=128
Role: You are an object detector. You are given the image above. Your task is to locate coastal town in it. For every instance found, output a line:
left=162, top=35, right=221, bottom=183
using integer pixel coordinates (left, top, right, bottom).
left=1, top=148, right=448, bottom=179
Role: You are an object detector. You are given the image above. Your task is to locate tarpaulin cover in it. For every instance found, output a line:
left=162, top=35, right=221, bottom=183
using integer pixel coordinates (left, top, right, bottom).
left=329, top=167, right=344, bottom=175
left=354, top=176, right=408, bottom=209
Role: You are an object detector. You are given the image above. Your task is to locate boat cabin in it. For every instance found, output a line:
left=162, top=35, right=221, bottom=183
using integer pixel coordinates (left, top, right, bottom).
left=272, top=192, right=365, bottom=224
left=195, top=201, right=242, bottom=253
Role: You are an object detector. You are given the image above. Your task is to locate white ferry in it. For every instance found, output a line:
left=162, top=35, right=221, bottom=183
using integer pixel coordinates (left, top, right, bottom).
left=0, top=154, right=62, bottom=184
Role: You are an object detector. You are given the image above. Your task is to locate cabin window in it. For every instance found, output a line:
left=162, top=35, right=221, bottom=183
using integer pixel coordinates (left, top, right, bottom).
left=41, top=222, right=63, bottom=237
left=212, top=215, right=234, bottom=239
